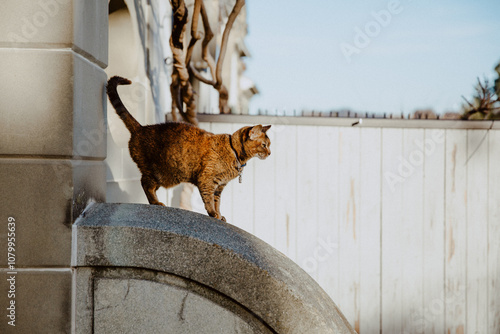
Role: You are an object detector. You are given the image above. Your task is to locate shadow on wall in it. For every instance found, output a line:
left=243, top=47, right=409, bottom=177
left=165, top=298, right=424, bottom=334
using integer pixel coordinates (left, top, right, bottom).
left=105, top=167, right=139, bottom=203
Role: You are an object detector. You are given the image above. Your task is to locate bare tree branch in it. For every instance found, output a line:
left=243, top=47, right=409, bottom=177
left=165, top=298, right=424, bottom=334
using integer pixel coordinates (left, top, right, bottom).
left=200, top=1, right=216, bottom=81
left=461, top=95, right=474, bottom=108
left=170, top=0, right=198, bottom=125
left=170, top=80, right=180, bottom=121
left=169, top=0, right=246, bottom=119
left=462, top=78, right=500, bottom=120
left=215, top=0, right=245, bottom=90
left=218, top=85, right=229, bottom=114
left=189, top=63, right=216, bottom=86
left=170, top=0, right=189, bottom=85
left=185, top=0, right=202, bottom=67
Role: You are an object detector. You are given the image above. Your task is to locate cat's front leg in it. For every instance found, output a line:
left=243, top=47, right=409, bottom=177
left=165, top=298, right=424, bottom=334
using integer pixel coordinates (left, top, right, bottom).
left=214, top=184, right=227, bottom=222
left=198, top=183, right=222, bottom=220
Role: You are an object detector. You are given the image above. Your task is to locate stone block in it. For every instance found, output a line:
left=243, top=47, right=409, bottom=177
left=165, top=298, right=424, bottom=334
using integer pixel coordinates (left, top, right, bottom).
left=0, top=0, right=108, bottom=67
left=93, top=278, right=257, bottom=334
left=0, top=159, right=105, bottom=267
left=73, top=53, right=108, bottom=159
left=0, top=49, right=107, bottom=158
left=0, top=269, right=72, bottom=334
left=0, top=0, right=73, bottom=46
left=72, top=268, right=93, bottom=334
left=73, top=0, right=108, bottom=67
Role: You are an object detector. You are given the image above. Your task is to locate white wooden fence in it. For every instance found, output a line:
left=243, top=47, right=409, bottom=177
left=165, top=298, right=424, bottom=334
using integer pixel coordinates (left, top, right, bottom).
left=106, top=114, right=499, bottom=333
left=194, top=115, right=500, bottom=334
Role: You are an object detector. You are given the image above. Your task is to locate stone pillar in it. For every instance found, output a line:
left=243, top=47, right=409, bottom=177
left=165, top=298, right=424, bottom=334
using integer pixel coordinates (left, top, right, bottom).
left=0, top=1, right=107, bottom=333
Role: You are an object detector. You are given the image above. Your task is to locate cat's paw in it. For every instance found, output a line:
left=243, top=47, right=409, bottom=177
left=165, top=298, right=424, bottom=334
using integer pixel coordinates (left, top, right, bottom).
left=209, top=212, right=226, bottom=221
left=152, top=201, right=166, bottom=206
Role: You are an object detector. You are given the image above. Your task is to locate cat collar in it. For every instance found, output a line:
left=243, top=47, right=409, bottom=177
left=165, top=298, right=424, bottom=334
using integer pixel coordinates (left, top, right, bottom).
left=229, top=135, right=246, bottom=183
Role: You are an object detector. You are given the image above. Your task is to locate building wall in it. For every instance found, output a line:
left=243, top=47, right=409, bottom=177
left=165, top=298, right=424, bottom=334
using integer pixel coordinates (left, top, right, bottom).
left=0, top=1, right=108, bottom=332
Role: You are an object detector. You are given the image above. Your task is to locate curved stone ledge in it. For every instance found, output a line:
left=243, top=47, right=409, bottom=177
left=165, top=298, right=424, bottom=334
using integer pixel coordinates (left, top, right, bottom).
left=72, top=203, right=355, bottom=333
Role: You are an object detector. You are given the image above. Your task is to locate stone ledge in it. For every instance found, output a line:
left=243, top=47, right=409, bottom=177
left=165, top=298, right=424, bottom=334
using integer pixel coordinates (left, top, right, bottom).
left=72, top=203, right=355, bottom=333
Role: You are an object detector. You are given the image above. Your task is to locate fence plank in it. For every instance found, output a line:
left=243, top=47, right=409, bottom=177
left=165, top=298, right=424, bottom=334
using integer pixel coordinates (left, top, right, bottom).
left=316, top=126, right=340, bottom=302
left=445, top=130, right=468, bottom=333
left=359, top=127, right=382, bottom=334
left=230, top=123, right=255, bottom=233
left=488, top=130, right=500, bottom=333
left=254, top=127, right=276, bottom=246
left=381, top=128, right=404, bottom=333
left=466, top=130, right=488, bottom=334
left=401, top=129, right=425, bottom=333
left=422, top=129, right=446, bottom=334
left=296, top=126, right=319, bottom=280
left=274, top=125, right=298, bottom=259
left=337, top=127, right=361, bottom=330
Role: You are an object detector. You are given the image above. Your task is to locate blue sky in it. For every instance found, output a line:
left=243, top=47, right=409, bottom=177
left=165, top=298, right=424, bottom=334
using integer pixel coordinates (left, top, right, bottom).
left=244, top=0, right=500, bottom=116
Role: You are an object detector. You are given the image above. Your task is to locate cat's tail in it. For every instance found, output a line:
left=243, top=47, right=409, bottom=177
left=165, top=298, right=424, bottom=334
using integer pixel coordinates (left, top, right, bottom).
left=106, top=76, right=141, bottom=133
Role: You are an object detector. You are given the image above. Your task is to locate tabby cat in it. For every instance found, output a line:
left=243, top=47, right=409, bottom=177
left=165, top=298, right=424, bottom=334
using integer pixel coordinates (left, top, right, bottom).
left=106, top=76, right=271, bottom=221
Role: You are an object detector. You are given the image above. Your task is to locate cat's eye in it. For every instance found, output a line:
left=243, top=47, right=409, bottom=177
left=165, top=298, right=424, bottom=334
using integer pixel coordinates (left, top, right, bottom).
left=262, top=143, right=267, bottom=148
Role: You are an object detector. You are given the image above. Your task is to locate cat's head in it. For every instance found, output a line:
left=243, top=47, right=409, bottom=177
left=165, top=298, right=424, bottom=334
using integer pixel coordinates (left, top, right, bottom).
left=244, top=125, right=272, bottom=160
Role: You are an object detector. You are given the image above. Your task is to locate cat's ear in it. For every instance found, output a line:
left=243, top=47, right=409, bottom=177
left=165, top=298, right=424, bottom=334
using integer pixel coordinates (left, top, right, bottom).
left=249, top=125, right=263, bottom=140
left=262, top=125, right=271, bottom=133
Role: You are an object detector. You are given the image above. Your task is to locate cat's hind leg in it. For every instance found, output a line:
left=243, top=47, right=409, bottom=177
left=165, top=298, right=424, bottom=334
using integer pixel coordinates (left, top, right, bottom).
left=141, top=176, right=165, bottom=206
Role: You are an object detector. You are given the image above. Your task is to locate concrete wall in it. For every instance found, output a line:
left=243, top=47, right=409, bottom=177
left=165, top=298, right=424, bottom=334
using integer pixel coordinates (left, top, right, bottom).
left=0, top=0, right=108, bottom=332
left=73, top=203, right=356, bottom=333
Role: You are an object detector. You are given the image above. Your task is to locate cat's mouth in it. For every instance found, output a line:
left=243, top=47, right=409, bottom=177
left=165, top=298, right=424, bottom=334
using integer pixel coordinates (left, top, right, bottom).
left=258, top=153, right=269, bottom=160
